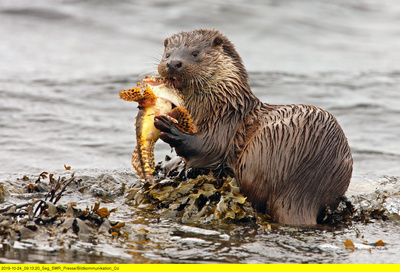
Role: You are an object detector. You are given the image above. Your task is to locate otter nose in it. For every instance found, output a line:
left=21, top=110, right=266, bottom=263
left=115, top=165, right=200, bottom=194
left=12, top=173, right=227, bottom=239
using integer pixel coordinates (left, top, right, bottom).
left=167, top=60, right=183, bottom=70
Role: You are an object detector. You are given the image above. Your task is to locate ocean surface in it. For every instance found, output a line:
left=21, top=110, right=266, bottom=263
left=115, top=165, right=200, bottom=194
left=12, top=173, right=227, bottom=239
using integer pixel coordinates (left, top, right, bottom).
left=0, top=0, right=399, bottom=264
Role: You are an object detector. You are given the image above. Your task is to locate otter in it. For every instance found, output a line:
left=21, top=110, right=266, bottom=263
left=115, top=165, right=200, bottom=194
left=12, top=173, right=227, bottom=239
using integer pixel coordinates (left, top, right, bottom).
left=154, top=29, right=353, bottom=226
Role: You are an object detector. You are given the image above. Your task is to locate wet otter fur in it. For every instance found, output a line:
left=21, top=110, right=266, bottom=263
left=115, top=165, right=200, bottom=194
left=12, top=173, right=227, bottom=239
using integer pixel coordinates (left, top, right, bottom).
left=154, top=29, right=353, bottom=226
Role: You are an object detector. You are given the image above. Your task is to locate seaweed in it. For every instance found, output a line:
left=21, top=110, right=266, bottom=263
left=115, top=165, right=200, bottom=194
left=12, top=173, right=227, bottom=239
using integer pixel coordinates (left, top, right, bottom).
left=125, top=170, right=271, bottom=227
left=0, top=171, right=127, bottom=246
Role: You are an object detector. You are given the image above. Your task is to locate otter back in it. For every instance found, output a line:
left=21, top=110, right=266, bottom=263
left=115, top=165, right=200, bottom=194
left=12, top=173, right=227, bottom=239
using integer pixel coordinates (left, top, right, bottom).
left=236, top=104, right=353, bottom=225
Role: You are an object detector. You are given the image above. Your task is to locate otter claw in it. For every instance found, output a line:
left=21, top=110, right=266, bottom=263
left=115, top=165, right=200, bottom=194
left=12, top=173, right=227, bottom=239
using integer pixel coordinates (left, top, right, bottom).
left=155, top=115, right=186, bottom=147
left=166, top=115, right=178, bottom=124
left=154, top=115, right=175, bottom=133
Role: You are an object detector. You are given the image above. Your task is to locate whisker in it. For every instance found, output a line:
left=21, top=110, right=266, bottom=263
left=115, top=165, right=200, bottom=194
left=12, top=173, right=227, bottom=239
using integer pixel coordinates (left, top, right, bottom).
left=137, top=68, right=157, bottom=79
left=150, top=54, right=161, bottom=62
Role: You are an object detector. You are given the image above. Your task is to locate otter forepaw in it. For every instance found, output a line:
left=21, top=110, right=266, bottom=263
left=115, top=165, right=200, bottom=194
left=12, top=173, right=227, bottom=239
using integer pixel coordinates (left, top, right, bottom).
left=154, top=115, right=188, bottom=147
left=154, top=115, right=176, bottom=133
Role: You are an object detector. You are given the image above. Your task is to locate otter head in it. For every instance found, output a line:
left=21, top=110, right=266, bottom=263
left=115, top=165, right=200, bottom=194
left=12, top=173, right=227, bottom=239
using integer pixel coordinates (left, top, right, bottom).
left=158, top=29, right=248, bottom=93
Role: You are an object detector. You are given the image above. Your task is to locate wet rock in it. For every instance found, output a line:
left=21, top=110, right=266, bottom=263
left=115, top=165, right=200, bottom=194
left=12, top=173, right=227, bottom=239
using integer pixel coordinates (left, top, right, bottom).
left=99, top=219, right=112, bottom=234
left=88, top=175, right=125, bottom=201
left=18, top=226, right=37, bottom=239
left=65, top=204, right=77, bottom=217
left=74, top=218, right=92, bottom=235
left=25, top=221, right=38, bottom=231
left=60, top=218, right=75, bottom=231
left=46, top=202, right=58, bottom=216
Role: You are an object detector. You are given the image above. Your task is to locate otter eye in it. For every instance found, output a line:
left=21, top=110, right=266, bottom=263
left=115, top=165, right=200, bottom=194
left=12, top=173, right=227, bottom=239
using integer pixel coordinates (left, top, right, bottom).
left=191, top=51, right=199, bottom=58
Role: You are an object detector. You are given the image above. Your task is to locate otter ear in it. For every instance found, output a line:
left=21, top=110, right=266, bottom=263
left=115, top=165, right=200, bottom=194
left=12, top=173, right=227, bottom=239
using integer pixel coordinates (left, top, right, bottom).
left=212, top=36, right=223, bottom=48
left=164, top=38, right=169, bottom=48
